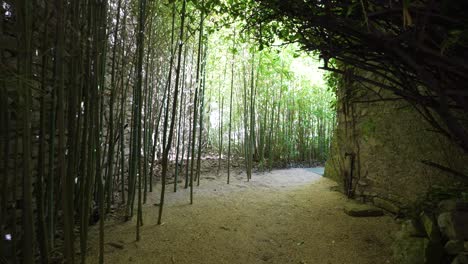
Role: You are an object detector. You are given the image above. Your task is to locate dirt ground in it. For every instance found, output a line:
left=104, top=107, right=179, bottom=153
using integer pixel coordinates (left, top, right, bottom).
left=87, top=163, right=398, bottom=264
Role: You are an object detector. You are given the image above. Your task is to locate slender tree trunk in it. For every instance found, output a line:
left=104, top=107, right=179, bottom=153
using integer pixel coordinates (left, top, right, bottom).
left=105, top=0, right=122, bottom=214
left=134, top=0, right=148, bottom=240
left=185, top=91, right=193, bottom=189
left=196, top=44, right=208, bottom=186
left=189, top=5, right=205, bottom=203
left=36, top=4, right=50, bottom=260
left=174, top=42, right=188, bottom=192
left=248, top=52, right=256, bottom=179
left=96, top=2, right=108, bottom=262
left=218, top=96, right=224, bottom=174
left=149, top=3, right=177, bottom=195
left=227, top=30, right=235, bottom=184
left=119, top=0, right=129, bottom=205
left=184, top=47, right=196, bottom=189
left=0, top=72, right=8, bottom=263
left=54, top=0, right=75, bottom=262
left=242, top=64, right=250, bottom=180
left=143, top=15, right=155, bottom=204
left=159, top=0, right=187, bottom=224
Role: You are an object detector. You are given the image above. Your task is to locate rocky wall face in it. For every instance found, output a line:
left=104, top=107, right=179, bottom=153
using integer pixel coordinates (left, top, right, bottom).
left=324, top=79, right=468, bottom=212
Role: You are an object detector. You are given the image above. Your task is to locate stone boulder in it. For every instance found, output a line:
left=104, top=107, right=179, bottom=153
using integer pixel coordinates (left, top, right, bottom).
left=343, top=202, right=384, bottom=217
left=401, top=219, right=426, bottom=238
left=393, top=231, right=443, bottom=264
left=438, top=211, right=468, bottom=240
left=439, top=200, right=468, bottom=213
left=452, top=254, right=468, bottom=264
left=445, top=240, right=465, bottom=255
left=373, top=197, right=400, bottom=214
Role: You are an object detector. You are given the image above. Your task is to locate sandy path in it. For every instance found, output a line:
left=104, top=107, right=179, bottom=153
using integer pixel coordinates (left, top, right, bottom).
left=87, top=167, right=397, bottom=264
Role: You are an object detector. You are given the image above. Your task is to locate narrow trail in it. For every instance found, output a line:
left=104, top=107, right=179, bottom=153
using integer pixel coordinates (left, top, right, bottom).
left=88, top=167, right=397, bottom=264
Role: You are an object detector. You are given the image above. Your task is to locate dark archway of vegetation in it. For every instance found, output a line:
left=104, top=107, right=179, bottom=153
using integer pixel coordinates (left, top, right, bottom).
left=0, top=0, right=467, bottom=263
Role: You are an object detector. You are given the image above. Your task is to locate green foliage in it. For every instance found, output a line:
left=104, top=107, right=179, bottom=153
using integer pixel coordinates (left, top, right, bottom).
left=325, top=72, right=340, bottom=93
left=204, top=25, right=337, bottom=164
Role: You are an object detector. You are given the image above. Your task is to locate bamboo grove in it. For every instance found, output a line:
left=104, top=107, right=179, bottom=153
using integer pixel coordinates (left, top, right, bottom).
left=204, top=28, right=336, bottom=175
left=0, top=0, right=335, bottom=263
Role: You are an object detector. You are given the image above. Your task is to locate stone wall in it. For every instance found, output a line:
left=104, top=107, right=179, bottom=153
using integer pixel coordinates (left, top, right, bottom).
left=324, top=73, right=468, bottom=213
